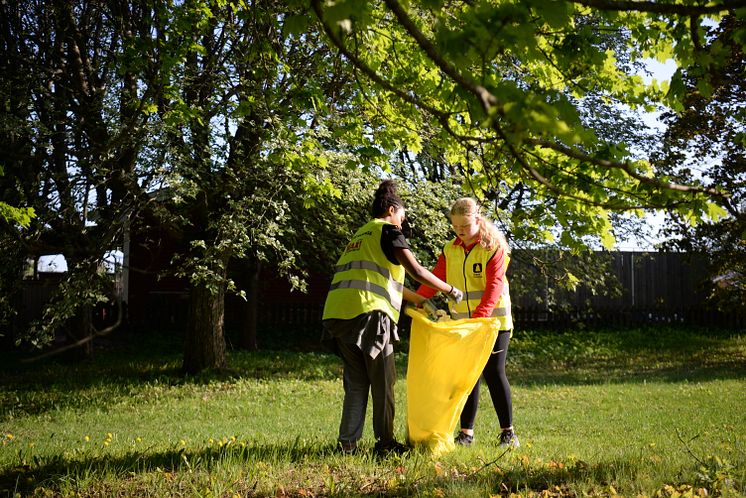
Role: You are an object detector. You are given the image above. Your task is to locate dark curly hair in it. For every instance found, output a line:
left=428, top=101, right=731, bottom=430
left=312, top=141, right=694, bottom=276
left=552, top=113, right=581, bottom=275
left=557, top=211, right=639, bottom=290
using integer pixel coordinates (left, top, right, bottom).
left=371, top=180, right=404, bottom=217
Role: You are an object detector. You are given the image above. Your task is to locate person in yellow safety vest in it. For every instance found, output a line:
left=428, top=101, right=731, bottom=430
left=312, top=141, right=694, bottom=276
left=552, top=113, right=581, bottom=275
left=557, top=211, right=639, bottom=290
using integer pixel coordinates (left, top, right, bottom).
left=416, top=197, right=519, bottom=449
left=322, top=180, right=464, bottom=457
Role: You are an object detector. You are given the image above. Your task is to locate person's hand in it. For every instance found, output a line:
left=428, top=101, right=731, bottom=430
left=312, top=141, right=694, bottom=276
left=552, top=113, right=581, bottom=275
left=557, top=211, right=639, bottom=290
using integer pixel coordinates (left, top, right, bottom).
left=446, top=285, right=463, bottom=304
left=420, top=299, right=439, bottom=321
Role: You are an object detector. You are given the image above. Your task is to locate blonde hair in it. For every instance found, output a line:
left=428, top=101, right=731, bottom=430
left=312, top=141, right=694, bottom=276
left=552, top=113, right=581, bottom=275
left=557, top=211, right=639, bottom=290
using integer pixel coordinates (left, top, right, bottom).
left=450, top=198, right=510, bottom=254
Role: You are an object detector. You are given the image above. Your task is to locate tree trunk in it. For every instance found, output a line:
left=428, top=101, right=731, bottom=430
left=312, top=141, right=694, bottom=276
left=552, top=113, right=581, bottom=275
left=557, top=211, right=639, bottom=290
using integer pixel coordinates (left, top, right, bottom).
left=67, top=304, right=94, bottom=360
left=64, top=258, right=97, bottom=360
left=238, top=259, right=261, bottom=351
left=183, top=269, right=228, bottom=374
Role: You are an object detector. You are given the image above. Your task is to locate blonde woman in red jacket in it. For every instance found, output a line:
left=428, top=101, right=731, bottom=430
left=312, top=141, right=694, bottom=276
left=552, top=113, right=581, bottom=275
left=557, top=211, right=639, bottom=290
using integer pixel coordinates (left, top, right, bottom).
left=416, top=197, right=519, bottom=448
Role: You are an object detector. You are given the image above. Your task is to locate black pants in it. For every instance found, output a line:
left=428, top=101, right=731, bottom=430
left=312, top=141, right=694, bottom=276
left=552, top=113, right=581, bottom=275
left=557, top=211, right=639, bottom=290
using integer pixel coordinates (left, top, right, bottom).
left=459, top=330, right=513, bottom=431
left=323, top=312, right=398, bottom=444
left=336, top=340, right=396, bottom=444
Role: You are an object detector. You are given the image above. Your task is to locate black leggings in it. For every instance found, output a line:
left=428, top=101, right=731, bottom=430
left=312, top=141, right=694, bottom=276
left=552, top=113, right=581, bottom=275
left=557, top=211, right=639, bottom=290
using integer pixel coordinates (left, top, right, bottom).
left=459, top=330, right=513, bottom=431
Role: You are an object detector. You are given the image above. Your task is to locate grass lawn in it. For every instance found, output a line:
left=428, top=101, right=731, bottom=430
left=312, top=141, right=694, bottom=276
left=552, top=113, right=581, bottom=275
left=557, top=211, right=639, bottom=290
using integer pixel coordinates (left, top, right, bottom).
left=1, top=325, right=745, bottom=497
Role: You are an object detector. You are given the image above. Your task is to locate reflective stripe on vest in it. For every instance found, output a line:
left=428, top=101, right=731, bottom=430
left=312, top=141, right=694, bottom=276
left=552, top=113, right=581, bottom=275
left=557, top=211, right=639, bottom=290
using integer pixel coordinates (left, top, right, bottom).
left=328, top=279, right=404, bottom=312
left=450, top=284, right=511, bottom=319
left=322, top=219, right=406, bottom=322
left=334, top=260, right=396, bottom=281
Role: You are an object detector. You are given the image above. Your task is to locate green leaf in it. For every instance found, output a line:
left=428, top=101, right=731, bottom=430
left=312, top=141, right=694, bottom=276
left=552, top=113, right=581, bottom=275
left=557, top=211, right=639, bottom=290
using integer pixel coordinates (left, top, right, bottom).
left=538, top=0, right=570, bottom=29
left=666, top=70, right=686, bottom=111
left=696, top=78, right=713, bottom=98
left=706, top=202, right=728, bottom=222
left=0, top=203, right=35, bottom=228
left=142, top=102, right=159, bottom=115
left=421, top=0, right=445, bottom=8
left=321, top=0, right=371, bottom=26
left=565, top=271, right=580, bottom=291
left=283, top=14, right=309, bottom=36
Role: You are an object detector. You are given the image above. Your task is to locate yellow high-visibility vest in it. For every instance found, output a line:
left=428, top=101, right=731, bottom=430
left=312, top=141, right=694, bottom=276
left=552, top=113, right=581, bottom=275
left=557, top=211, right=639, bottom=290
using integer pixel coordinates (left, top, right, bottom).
left=323, top=219, right=406, bottom=322
left=443, top=240, right=513, bottom=330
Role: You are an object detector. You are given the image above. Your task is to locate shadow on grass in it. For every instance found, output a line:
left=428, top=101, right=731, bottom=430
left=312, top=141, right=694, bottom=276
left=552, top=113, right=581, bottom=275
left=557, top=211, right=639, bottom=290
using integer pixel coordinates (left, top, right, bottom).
left=0, top=438, right=337, bottom=497
left=0, top=335, right=341, bottom=419
left=0, top=441, right=725, bottom=497
left=451, top=455, right=708, bottom=498
left=2, top=325, right=744, bottom=419
left=0, top=438, right=459, bottom=497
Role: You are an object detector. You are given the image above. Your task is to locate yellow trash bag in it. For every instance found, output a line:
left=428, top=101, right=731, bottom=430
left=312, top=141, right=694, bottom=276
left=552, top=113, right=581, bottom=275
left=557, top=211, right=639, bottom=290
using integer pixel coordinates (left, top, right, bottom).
left=405, top=307, right=500, bottom=457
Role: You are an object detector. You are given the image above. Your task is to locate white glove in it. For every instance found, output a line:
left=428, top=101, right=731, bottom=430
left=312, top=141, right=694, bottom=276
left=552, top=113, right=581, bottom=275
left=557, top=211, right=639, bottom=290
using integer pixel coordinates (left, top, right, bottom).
left=446, top=285, right=463, bottom=304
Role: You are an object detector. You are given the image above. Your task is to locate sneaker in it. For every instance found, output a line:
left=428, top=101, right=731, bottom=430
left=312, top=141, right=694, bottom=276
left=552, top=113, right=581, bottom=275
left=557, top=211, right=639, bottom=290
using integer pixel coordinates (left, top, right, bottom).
left=498, top=429, right=520, bottom=448
left=454, top=431, right=474, bottom=447
left=337, top=440, right=358, bottom=455
left=373, top=439, right=408, bottom=457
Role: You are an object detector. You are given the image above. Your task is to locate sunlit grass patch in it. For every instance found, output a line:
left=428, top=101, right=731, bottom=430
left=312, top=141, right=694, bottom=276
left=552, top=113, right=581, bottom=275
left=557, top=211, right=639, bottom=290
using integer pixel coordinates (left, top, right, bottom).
left=1, top=325, right=744, bottom=496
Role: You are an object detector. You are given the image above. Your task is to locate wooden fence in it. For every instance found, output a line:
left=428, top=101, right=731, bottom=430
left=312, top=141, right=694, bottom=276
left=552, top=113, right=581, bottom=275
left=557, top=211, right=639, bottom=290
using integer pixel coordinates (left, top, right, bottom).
left=512, top=307, right=742, bottom=328
left=503, top=251, right=741, bottom=327
left=254, top=302, right=742, bottom=332
left=256, top=251, right=742, bottom=330
left=10, top=252, right=742, bottom=344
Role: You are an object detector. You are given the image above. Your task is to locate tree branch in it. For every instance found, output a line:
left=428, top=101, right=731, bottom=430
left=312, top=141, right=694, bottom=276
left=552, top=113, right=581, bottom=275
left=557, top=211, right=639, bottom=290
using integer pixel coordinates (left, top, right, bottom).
left=524, top=147, right=694, bottom=209
left=311, top=0, right=490, bottom=147
left=690, top=15, right=703, bottom=52
left=494, top=123, right=690, bottom=210
left=314, top=1, right=503, bottom=147
left=311, top=0, right=439, bottom=115
left=313, top=0, right=737, bottom=213
left=374, top=0, right=729, bottom=210
left=526, top=137, right=736, bottom=213
left=381, top=0, right=498, bottom=113
left=21, top=297, right=124, bottom=363
left=567, top=0, right=746, bottom=15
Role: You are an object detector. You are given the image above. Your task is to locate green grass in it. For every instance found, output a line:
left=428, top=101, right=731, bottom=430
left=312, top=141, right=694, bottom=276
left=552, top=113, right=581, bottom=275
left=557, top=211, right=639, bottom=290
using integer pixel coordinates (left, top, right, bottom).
left=1, top=325, right=745, bottom=497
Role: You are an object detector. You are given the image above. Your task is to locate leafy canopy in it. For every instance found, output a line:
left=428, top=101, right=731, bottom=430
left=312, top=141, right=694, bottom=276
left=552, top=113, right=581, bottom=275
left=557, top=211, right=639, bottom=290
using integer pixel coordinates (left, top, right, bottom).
left=310, top=0, right=745, bottom=250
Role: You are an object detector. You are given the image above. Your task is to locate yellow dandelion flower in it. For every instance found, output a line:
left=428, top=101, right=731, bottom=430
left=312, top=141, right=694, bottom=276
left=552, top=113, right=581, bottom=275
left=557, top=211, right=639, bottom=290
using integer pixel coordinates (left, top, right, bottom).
left=84, top=435, right=90, bottom=442
left=5, top=433, right=13, bottom=440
